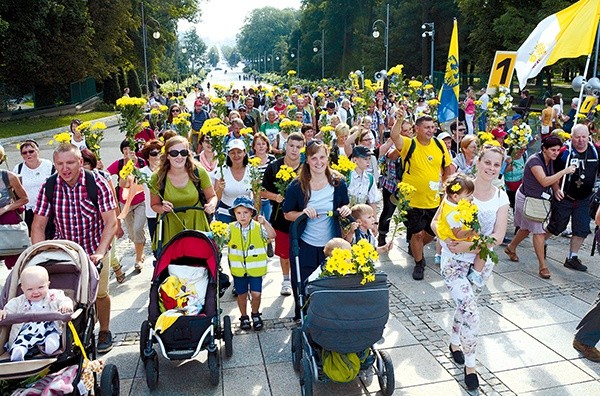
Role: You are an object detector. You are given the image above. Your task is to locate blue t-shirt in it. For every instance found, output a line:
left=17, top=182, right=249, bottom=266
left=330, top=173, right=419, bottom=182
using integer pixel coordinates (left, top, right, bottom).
left=302, top=184, right=334, bottom=246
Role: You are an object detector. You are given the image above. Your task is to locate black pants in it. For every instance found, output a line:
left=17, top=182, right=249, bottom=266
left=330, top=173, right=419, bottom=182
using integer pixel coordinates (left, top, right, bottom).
left=290, top=239, right=324, bottom=320
left=25, top=209, right=55, bottom=240
left=377, top=189, right=397, bottom=243
left=576, top=291, right=600, bottom=346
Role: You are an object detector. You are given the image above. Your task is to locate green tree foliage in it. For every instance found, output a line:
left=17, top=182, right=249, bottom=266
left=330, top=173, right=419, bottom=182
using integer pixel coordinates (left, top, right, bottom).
left=182, top=29, right=208, bottom=71
left=127, top=69, right=142, bottom=97
left=103, top=73, right=121, bottom=105
left=208, top=46, right=220, bottom=67
left=222, top=45, right=242, bottom=68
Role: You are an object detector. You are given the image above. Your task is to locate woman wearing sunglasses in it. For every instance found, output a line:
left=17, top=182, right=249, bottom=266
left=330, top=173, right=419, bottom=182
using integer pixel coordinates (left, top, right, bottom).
left=162, top=104, right=182, bottom=133
left=150, top=136, right=217, bottom=249
left=283, top=140, right=351, bottom=320
left=12, top=139, right=55, bottom=238
left=139, top=140, right=164, bottom=241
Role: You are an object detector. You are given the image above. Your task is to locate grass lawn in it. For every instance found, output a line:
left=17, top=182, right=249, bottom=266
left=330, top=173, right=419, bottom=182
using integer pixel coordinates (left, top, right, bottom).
left=0, top=111, right=116, bottom=139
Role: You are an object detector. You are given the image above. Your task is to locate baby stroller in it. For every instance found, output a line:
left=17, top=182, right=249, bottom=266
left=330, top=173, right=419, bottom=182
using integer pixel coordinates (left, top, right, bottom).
left=289, top=214, right=394, bottom=396
left=0, top=240, right=119, bottom=395
left=140, top=207, right=232, bottom=390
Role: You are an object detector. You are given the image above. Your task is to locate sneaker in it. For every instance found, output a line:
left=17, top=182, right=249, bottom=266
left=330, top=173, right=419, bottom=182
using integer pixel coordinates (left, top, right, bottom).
left=434, top=254, right=441, bottom=265
left=97, top=331, right=113, bottom=354
left=412, top=259, right=425, bottom=281
left=280, top=280, right=292, bottom=296
left=564, top=257, right=588, bottom=272
left=267, top=242, right=274, bottom=258
left=467, top=268, right=485, bottom=288
left=573, top=338, right=600, bottom=362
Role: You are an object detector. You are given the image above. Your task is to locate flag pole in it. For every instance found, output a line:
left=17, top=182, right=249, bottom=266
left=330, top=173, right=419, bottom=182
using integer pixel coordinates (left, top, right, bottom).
left=574, top=54, right=592, bottom=125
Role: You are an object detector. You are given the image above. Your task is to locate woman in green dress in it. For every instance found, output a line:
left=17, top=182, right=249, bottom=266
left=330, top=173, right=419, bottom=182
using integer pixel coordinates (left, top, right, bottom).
left=150, top=136, right=218, bottom=249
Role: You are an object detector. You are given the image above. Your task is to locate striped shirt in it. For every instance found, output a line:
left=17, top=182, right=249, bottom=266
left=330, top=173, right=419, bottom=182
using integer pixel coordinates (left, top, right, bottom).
left=34, top=170, right=116, bottom=256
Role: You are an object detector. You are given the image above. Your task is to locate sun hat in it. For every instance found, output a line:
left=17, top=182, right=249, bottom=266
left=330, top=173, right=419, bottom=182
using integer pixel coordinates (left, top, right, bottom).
left=229, top=195, right=257, bottom=217
left=227, top=139, right=246, bottom=152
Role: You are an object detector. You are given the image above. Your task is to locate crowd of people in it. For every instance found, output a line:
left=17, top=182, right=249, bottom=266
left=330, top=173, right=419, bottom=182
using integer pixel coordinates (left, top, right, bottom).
left=1, top=76, right=600, bottom=391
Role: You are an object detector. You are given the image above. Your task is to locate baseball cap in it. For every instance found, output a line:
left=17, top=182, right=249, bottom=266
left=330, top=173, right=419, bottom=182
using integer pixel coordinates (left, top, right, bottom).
left=511, top=114, right=522, bottom=121
left=437, top=132, right=452, bottom=140
left=229, top=195, right=257, bottom=217
left=351, top=146, right=373, bottom=159
left=491, top=128, right=508, bottom=139
left=238, top=104, right=247, bottom=111
left=227, top=139, right=246, bottom=152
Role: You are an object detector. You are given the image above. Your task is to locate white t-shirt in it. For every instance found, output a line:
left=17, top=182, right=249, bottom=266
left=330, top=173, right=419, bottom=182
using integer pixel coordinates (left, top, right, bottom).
left=440, top=186, right=509, bottom=263
left=212, top=166, right=252, bottom=207
left=139, top=166, right=157, bottom=218
left=71, top=135, right=87, bottom=151
left=347, top=170, right=381, bottom=205
left=13, top=159, right=54, bottom=210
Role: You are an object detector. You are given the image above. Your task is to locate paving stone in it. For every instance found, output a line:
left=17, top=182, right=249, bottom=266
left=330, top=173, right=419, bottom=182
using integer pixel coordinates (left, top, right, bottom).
left=488, top=299, right=579, bottom=329
left=494, top=361, right=593, bottom=394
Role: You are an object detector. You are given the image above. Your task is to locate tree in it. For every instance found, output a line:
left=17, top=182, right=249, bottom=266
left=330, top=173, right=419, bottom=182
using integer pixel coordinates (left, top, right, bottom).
left=127, top=69, right=142, bottom=97
left=182, top=29, right=207, bottom=72
left=103, top=73, right=121, bottom=105
left=222, top=45, right=241, bottom=68
left=208, top=46, right=220, bottom=67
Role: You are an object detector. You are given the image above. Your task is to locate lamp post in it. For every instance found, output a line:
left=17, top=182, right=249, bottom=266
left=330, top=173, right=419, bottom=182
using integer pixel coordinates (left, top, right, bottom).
left=290, top=40, right=300, bottom=76
left=371, top=3, right=390, bottom=71
left=313, top=30, right=325, bottom=79
left=141, top=1, right=161, bottom=95
left=269, top=52, right=282, bottom=72
left=422, top=22, right=435, bottom=80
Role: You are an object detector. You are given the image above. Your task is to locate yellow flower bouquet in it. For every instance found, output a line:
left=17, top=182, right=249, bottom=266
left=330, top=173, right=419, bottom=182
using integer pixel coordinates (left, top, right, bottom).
left=200, top=118, right=230, bottom=174
left=320, top=239, right=379, bottom=285
left=505, top=122, right=532, bottom=158
left=454, top=198, right=499, bottom=264
left=76, top=121, right=106, bottom=159
left=116, top=96, right=147, bottom=149
left=210, top=220, right=230, bottom=252
left=390, top=182, right=416, bottom=243
left=280, top=119, right=302, bottom=134
left=331, top=155, right=356, bottom=182
left=49, top=132, right=72, bottom=145
left=248, top=156, right=263, bottom=212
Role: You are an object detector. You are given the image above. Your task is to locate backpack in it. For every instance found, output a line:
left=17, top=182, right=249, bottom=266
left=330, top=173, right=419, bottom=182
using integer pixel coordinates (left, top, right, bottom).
left=17, top=162, right=56, bottom=176
left=44, top=170, right=99, bottom=210
left=158, top=167, right=207, bottom=207
left=399, top=137, right=447, bottom=180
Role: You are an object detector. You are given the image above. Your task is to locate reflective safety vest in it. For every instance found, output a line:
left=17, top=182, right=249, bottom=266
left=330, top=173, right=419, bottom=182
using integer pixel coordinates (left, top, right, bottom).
left=227, top=221, right=268, bottom=277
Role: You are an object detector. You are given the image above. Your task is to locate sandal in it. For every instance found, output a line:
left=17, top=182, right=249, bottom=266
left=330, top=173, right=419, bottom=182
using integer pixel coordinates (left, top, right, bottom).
left=539, top=267, right=551, bottom=279
left=240, top=315, right=251, bottom=331
left=504, top=246, right=519, bottom=262
left=251, top=312, right=264, bottom=331
left=135, top=261, right=143, bottom=272
left=114, top=265, right=126, bottom=284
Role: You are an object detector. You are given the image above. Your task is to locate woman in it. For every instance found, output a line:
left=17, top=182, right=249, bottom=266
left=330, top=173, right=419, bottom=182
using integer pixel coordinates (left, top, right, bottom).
left=69, top=119, right=87, bottom=150
left=344, top=127, right=380, bottom=181
left=12, top=139, right=55, bottom=237
left=448, top=135, right=478, bottom=176
left=301, top=124, right=315, bottom=142
left=250, top=133, right=276, bottom=221
left=504, top=147, right=527, bottom=214
left=283, top=141, right=351, bottom=319
left=0, top=145, right=29, bottom=269
left=330, top=123, right=350, bottom=165
left=197, top=134, right=217, bottom=173
left=82, top=149, right=126, bottom=284
left=464, top=89, right=476, bottom=135
left=139, top=140, right=163, bottom=241
left=163, top=104, right=182, bottom=132
left=150, top=136, right=217, bottom=249
left=260, top=109, right=281, bottom=154
left=432, top=145, right=510, bottom=391
left=504, top=136, right=576, bottom=278
left=213, top=139, right=252, bottom=224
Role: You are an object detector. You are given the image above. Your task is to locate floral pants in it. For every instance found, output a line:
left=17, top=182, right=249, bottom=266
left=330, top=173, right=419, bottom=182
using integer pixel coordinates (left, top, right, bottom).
left=440, top=254, right=494, bottom=367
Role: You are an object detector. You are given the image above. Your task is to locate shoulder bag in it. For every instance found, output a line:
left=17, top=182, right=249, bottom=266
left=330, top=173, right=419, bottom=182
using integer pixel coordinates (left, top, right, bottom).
left=522, top=153, right=552, bottom=222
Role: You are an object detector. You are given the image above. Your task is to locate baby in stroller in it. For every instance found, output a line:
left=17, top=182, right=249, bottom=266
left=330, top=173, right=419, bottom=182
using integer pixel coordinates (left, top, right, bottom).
left=0, top=266, right=73, bottom=361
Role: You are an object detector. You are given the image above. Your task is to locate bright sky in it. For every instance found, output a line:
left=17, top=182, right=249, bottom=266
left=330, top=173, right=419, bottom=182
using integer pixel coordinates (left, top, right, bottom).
left=178, top=0, right=301, bottom=47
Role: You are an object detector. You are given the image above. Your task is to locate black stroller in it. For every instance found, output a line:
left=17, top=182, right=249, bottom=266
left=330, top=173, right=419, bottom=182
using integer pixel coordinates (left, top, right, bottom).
left=289, top=214, right=394, bottom=395
left=139, top=207, right=232, bottom=390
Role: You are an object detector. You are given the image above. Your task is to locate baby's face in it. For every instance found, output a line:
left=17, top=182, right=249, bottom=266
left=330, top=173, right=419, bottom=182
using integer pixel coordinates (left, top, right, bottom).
left=21, top=276, right=49, bottom=302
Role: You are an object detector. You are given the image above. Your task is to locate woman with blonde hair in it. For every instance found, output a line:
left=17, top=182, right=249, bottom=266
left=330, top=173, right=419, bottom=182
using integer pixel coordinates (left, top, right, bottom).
left=448, top=135, right=478, bottom=176
left=150, top=136, right=217, bottom=248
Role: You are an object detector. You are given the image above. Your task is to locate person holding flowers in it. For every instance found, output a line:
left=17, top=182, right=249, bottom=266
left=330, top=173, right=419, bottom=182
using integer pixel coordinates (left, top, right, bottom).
left=283, top=140, right=351, bottom=320
left=139, top=140, right=163, bottom=241
left=346, top=146, right=382, bottom=213
left=190, top=99, right=210, bottom=154
left=344, top=204, right=392, bottom=254
left=163, top=104, right=183, bottom=133
left=448, top=135, right=478, bottom=176
left=261, top=133, right=305, bottom=296
left=150, top=136, right=217, bottom=249
left=260, top=109, right=281, bottom=154
left=197, top=134, right=217, bottom=173
left=69, top=119, right=87, bottom=151
left=431, top=144, right=510, bottom=391
left=250, top=133, right=276, bottom=220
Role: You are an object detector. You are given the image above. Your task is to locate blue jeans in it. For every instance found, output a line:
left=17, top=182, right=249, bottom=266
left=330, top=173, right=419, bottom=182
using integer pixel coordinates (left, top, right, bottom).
left=260, top=199, right=272, bottom=221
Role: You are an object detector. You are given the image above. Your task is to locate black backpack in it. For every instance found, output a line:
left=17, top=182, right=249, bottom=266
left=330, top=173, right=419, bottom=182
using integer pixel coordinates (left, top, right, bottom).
left=399, top=137, right=447, bottom=180
left=45, top=170, right=99, bottom=210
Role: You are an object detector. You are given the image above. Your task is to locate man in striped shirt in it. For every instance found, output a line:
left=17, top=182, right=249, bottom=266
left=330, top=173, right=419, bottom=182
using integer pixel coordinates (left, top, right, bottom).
left=32, top=144, right=118, bottom=353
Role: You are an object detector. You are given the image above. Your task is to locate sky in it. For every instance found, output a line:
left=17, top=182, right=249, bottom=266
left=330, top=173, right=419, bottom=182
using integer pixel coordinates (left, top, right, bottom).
left=178, top=0, right=301, bottom=47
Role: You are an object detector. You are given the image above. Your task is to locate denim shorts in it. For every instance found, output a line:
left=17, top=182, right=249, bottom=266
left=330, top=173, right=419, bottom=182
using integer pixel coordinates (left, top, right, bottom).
left=232, top=275, right=263, bottom=294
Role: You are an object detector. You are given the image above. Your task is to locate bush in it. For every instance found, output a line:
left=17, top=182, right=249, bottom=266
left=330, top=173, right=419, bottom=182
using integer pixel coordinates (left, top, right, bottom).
left=127, top=69, right=142, bottom=97
left=103, top=73, right=121, bottom=105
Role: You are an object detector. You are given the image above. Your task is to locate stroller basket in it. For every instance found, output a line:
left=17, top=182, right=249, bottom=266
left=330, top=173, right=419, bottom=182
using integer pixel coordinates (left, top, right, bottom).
left=304, top=273, right=389, bottom=354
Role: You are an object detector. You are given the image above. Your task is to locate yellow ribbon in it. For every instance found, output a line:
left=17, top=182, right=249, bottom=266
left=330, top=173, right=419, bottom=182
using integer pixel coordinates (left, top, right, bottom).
left=68, top=321, right=88, bottom=361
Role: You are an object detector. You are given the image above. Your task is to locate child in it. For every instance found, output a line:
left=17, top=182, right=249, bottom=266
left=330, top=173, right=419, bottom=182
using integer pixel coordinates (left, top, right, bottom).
left=227, top=196, right=276, bottom=331
left=307, top=238, right=352, bottom=282
left=435, top=174, right=485, bottom=287
left=347, top=146, right=381, bottom=212
left=0, top=266, right=73, bottom=361
left=344, top=204, right=392, bottom=254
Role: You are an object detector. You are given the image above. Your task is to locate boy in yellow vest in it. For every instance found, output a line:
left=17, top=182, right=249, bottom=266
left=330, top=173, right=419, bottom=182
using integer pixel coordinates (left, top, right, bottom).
left=227, top=196, right=276, bottom=331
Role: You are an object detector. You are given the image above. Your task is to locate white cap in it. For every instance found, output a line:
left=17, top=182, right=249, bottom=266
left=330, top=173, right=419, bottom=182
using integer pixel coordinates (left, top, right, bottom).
left=438, top=132, right=452, bottom=140
left=572, top=97, right=580, bottom=105
left=227, top=138, right=246, bottom=152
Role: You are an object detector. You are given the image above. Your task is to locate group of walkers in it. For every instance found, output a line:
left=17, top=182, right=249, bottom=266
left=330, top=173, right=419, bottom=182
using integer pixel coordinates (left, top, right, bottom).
left=2, top=76, right=600, bottom=392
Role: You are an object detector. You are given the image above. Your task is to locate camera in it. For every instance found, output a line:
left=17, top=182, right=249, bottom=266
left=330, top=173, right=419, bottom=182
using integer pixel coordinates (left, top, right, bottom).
left=570, top=158, right=579, bottom=168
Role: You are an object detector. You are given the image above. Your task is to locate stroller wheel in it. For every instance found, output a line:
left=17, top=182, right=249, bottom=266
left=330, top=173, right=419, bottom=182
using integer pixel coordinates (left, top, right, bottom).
left=376, top=350, right=395, bottom=396
left=144, top=353, right=159, bottom=390
left=140, top=320, right=152, bottom=359
left=208, top=350, right=220, bottom=386
left=300, top=355, right=313, bottom=396
left=223, top=315, right=233, bottom=358
left=100, top=363, right=120, bottom=396
left=291, top=328, right=302, bottom=372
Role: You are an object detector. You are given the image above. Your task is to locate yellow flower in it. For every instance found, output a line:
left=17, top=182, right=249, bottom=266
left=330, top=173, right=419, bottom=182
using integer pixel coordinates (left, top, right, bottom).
left=76, top=121, right=92, bottom=132
left=90, top=122, right=106, bottom=131
left=450, top=183, right=461, bottom=192
left=53, top=132, right=72, bottom=144
left=119, top=159, right=135, bottom=180
left=287, top=70, right=297, bottom=76
left=240, top=127, right=253, bottom=136
left=409, top=80, right=423, bottom=88
left=248, top=157, right=262, bottom=167
left=428, top=99, right=440, bottom=106
left=397, top=182, right=416, bottom=197
left=210, top=221, right=230, bottom=238
left=424, top=84, right=434, bottom=90
left=331, top=155, right=356, bottom=174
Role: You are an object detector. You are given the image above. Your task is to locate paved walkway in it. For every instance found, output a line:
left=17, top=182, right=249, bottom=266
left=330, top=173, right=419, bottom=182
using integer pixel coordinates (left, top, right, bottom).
left=2, top=75, right=600, bottom=395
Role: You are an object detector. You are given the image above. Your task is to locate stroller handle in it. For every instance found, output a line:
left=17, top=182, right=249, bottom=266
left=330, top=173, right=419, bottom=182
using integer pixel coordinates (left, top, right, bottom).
left=289, top=210, right=354, bottom=258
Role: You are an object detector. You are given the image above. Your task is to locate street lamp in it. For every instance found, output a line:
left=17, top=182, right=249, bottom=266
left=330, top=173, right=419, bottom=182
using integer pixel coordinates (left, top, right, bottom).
left=290, top=38, right=300, bottom=76
left=422, top=22, right=435, bottom=81
left=141, top=1, right=161, bottom=94
left=269, top=52, right=282, bottom=72
left=312, top=30, right=325, bottom=79
left=371, top=3, right=390, bottom=71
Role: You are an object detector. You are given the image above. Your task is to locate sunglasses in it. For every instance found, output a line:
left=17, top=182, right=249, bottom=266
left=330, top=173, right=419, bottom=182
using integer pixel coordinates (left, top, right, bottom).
left=171, top=109, right=181, bottom=113
left=458, top=128, right=467, bottom=132
left=149, top=150, right=161, bottom=157
left=167, top=149, right=189, bottom=157
left=306, top=139, right=324, bottom=148
left=239, top=109, right=247, bottom=112
left=21, top=150, right=36, bottom=155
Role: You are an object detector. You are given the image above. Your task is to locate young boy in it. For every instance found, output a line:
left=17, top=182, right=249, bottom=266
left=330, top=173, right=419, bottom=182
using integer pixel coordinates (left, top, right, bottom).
left=344, top=204, right=392, bottom=254
left=434, top=174, right=485, bottom=287
left=0, top=266, right=73, bottom=361
left=347, top=146, right=381, bottom=212
left=227, top=196, right=276, bottom=331
left=307, top=238, right=352, bottom=282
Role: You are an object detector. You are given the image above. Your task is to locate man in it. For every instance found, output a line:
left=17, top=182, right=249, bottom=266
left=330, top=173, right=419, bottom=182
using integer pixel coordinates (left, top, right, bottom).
left=547, top=124, right=599, bottom=271
left=260, top=132, right=306, bottom=296
left=150, top=74, right=160, bottom=94
left=272, top=94, right=287, bottom=116
left=390, top=116, right=452, bottom=280
left=318, top=102, right=337, bottom=128
left=448, top=120, right=466, bottom=156
left=478, top=88, right=489, bottom=132
left=32, top=144, right=118, bottom=353
left=515, top=90, right=529, bottom=116
left=238, top=105, right=257, bottom=134
left=561, top=98, right=579, bottom=133
left=295, top=97, right=312, bottom=125
left=338, top=98, right=354, bottom=127
left=245, top=97, right=262, bottom=133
